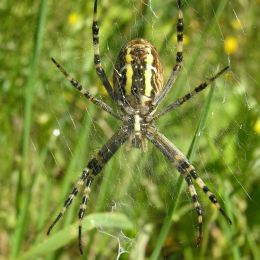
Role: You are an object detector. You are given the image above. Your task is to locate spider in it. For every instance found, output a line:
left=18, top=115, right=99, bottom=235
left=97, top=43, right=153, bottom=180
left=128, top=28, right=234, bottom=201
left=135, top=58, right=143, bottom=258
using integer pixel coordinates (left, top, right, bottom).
left=47, top=0, right=232, bottom=254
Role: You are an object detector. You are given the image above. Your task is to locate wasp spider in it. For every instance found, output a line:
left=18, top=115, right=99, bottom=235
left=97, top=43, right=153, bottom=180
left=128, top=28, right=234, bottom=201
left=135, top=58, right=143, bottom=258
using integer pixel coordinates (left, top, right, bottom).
left=47, top=0, right=232, bottom=254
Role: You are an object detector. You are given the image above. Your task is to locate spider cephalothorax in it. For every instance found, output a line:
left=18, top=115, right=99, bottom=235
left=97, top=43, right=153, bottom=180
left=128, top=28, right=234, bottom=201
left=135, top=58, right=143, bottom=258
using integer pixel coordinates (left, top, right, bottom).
left=48, top=0, right=231, bottom=254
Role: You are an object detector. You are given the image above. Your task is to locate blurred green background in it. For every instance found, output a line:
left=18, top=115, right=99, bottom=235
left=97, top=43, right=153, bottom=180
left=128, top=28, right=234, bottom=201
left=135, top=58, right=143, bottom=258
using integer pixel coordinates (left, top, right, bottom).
left=1, top=0, right=260, bottom=259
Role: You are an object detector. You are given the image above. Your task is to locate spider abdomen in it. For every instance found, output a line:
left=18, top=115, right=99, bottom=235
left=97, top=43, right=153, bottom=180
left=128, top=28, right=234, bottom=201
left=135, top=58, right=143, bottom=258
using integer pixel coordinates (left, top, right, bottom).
left=113, top=39, right=163, bottom=109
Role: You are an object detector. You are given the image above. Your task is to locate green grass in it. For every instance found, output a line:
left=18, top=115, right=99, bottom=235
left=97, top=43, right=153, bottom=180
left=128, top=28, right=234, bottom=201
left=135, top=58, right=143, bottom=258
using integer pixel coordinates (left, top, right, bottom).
left=1, top=0, right=260, bottom=259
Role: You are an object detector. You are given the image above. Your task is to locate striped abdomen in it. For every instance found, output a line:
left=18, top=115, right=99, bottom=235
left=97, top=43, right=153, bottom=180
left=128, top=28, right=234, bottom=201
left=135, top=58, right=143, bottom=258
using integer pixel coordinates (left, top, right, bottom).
left=113, top=39, right=163, bottom=109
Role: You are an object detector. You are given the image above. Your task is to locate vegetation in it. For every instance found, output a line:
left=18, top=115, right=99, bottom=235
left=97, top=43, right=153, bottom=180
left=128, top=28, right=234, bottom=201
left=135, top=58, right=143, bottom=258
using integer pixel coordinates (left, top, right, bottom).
left=1, top=0, right=259, bottom=259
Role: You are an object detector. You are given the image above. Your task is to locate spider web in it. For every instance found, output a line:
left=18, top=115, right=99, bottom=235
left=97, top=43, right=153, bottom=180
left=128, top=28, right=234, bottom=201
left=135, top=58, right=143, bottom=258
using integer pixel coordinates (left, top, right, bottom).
left=45, top=0, right=258, bottom=258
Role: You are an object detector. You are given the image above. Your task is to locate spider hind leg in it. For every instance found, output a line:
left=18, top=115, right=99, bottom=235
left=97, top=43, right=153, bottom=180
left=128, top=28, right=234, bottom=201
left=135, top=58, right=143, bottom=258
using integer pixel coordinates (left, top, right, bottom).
left=47, top=169, right=89, bottom=235
left=47, top=127, right=129, bottom=254
left=185, top=174, right=203, bottom=245
left=176, top=156, right=232, bottom=225
left=146, top=127, right=232, bottom=245
left=78, top=176, right=94, bottom=254
left=189, top=169, right=232, bottom=224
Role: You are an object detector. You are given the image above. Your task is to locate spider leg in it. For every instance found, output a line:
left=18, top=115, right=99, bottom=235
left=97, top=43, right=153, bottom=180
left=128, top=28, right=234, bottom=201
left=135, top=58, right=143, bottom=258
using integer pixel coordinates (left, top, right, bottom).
left=77, top=126, right=129, bottom=254
left=47, top=169, right=89, bottom=235
left=51, top=58, right=122, bottom=120
left=47, top=126, right=129, bottom=254
left=153, top=66, right=229, bottom=119
left=146, top=126, right=232, bottom=243
left=185, top=174, right=203, bottom=245
left=152, top=0, right=183, bottom=107
left=78, top=176, right=93, bottom=254
left=92, top=0, right=115, bottom=100
left=188, top=166, right=232, bottom=225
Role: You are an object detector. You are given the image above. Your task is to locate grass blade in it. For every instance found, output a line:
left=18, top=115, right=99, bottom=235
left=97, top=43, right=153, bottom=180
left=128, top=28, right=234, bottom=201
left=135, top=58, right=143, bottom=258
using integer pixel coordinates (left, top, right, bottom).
left=18, top=212, right=134, bottom=260
left=12, top=0, right=48, bottom=258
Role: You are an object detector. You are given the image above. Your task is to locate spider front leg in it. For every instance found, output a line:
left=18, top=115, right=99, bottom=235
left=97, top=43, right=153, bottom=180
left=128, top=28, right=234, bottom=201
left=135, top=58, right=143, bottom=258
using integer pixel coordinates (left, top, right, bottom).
left=154, top=66, right=229, bottom=119
left=92, top=0, right=115, bottom=100
left=51, top=57, right=122, bottom=120
left=47, top=126, right=129, bottom=254
left=152, top=0, right=184, bottom=107
left=146, top=126, right=232, bottom=244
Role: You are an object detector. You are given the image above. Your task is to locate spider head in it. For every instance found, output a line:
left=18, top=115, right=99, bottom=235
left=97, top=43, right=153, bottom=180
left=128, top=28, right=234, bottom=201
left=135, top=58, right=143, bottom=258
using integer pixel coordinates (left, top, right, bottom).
left=113, top=39, right=163, bottom=115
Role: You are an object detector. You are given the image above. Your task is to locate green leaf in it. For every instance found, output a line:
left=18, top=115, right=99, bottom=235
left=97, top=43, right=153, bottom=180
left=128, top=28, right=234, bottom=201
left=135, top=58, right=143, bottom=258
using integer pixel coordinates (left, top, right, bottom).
left=18, top=213, right=134, bottom=260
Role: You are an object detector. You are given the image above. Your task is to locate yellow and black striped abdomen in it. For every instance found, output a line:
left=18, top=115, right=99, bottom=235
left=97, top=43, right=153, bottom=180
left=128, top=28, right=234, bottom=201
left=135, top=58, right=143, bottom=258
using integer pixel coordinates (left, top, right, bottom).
left=113, top=39, right=163, bottom=108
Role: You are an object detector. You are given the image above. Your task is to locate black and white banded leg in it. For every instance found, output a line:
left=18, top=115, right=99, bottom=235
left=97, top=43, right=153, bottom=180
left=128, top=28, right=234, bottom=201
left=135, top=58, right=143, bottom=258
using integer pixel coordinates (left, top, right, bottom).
left=51, top=57, right=121, bottom=120
left=47, top=169, right=89, bottom=235
left=92, top=0, right=115, bottom=100
left=152, top=0, right=184, bottom=107
left=184, top=174, right=203, bottom=245
left=146, top=127, right=232, bottom=244
left=47, top=126, right=129, bottom=254
left=177, top=160, right=203, bottom=245
left=154, top=66, right=230, bottom=119
left=78, top=176, right=94, bottom=254
left=188, top=167, right=232, bottom=224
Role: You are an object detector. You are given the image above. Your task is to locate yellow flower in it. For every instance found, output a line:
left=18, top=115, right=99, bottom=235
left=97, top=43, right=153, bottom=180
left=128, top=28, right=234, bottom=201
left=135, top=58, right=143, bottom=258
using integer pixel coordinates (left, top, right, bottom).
left=224, top=36, right=238, bottom=55
left=68, top=12, right=80, bottom=25
left=253, top=119, right=260, bottom=134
